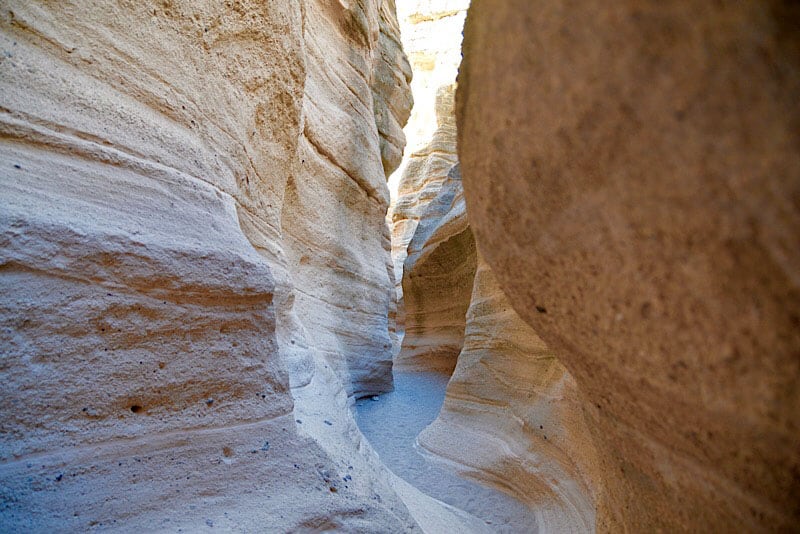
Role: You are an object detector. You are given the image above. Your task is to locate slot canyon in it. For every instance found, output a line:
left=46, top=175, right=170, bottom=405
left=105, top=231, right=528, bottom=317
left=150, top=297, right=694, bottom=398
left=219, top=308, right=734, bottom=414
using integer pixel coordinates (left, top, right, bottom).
left=1, top=0, right=798, bottom=532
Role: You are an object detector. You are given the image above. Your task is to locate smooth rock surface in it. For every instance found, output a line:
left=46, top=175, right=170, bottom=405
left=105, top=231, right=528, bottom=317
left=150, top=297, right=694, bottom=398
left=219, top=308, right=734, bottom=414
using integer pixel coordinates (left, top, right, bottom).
left=391, top=5, right=600, bottom=529
left=389, top=1, right=475, bottom=372
left=278, top=0, right=411, bottom=398
left=457, top=1, right=800, bottom=530
left=388, top=0, right=469, bottom=359
left=0, top=0, right=423, bottom=530
left=391, top=0, right=469, bottom=189
left=420, top=254, right=600, bottom=533
left=397, top=161, right=476, bottom=372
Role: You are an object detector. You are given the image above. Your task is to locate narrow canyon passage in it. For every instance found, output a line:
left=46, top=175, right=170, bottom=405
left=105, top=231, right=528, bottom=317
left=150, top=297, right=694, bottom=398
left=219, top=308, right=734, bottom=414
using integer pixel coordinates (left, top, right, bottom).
left=1, top=1, right=797, bottom=531
left=355, top=372, right=539, bottom=532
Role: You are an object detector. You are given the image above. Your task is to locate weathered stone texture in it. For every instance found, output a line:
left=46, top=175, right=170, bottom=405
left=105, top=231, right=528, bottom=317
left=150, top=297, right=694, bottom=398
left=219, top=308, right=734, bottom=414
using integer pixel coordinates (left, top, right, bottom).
left=420, top=254, right=601, bottom=532
left=397, top=162, right=476, bottom=371
left=388, top=1, right=469, bottom=362
left=457, top=0, right=800, bottom=530
left=0, top=0, right=417, bottom=530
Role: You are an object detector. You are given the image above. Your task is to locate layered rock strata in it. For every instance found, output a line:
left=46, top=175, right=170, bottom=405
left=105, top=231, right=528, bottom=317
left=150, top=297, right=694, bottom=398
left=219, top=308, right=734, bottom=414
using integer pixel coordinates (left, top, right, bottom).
left=397, top=161, right=476, bottom=372
left=457, top=0, right=800, bottom=531
left=420, top=254, right=600, bottom=532
left=388, top=0, right=469, bottom=361
left=390, top=2, right=475, bottom=371
left=393, top=13, right=599, bottom=520
left=0, top=0, right=422, bottom=530
left=390, top=5, right=599, bottom=528
left=278, top=0, right=412, bottom=398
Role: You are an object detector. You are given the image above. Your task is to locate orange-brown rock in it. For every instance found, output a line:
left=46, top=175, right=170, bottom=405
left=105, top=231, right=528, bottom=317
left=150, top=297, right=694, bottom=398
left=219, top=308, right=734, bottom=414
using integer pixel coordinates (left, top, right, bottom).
left=457, top=0, right=800, bottom=530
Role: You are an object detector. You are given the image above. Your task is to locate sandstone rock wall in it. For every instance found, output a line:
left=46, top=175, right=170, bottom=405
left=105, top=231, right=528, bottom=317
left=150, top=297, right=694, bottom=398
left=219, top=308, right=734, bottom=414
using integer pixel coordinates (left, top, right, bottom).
left=389, top=0, right=473, bottom=371
left=391, top=3, right=601, bottom=517
left=390, top=86, right=466, bottom=368
left=390, top=6, right=600, bottom=528
left=397, top=161, right=476, bottom=372
left=419, top=254, right=601, bottom=532
left=395, top=147, right=477, bottom=373
left=0, top=1, right=419, bottom=530
left=393, top=0, right=469, bottom=168
left=457, top=0, right=800, bottom=530
left=278, top=0, right=411, bottom=398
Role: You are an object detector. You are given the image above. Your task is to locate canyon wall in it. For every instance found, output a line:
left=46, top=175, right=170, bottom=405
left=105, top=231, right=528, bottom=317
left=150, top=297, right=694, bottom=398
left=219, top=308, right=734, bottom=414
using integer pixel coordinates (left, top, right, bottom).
left=395, top=120, right=476, bottom=373
left=277, top=0, right=412, bottom=398
left=457, top=0, right=800, bottom=531
left=390, top=1, right=473, bottom=371
left=392, top=5, right=599, bottom=531
left=419, top=253, right=600, bottom=532
left=0, top=1, right=422, bottom=530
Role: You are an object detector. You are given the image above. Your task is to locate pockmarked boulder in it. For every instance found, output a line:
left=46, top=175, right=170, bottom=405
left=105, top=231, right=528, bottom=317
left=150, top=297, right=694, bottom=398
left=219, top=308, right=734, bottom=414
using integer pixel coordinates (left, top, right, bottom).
left=457, top=0, right=800, bottom=530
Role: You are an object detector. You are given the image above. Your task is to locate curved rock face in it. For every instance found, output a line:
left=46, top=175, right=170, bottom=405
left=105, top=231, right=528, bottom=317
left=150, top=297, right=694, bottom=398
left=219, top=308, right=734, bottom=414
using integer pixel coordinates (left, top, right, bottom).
left=391, top=87, right=465, bottom=366
left=392, top=0, right=468, bottom=180
left=419, top=254, right=600, bottom=532
left=457, top=0, right=800, bottom=531
left=398, top=162, right=476, bottom=372
left=389, top=1, right=475, bottom=371
left=388, top=1, right=469, bottom=360
left=393, top=7, right=599, bottom=525
left=0, top=0, right=417, bottom=530
left=278, top=0, right=411, bottom=398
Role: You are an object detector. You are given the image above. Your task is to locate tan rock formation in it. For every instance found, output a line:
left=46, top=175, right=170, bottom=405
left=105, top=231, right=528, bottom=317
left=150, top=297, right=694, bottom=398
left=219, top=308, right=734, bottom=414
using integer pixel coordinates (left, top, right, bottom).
left=392, top=0, right=468, bottom=184
left=396, top=160, right=476, bottom=372
left=457, top=0, right=800, bottom=531
left=278, top=0, right=411, bottom=398
left=387, top=1, right=468, bottom=350
left=389, top=1, right=474, bottom=371
left=420, top=254, right=601, bottom=532
left=393, top=7, right=599, bottom=528
left=0, top=0, right=426, bottom=530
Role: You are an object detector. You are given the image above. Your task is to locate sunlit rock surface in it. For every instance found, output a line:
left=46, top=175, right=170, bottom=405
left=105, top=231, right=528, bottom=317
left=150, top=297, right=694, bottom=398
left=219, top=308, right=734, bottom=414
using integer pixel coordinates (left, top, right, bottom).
left=279, top=0, right=412, bottom=398
left=389, top=0, right=472, bottom=371
left=457, top=0, right=800, bottom=530
left=0, top=1, right=420, bottom=530
left=392, top=6, right=599, bottom=531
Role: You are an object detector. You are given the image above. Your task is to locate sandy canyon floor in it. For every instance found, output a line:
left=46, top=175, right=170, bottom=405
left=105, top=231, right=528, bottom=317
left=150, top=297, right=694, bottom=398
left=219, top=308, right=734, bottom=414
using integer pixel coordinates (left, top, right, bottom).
left=355, top=372, right=538, bottom=533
